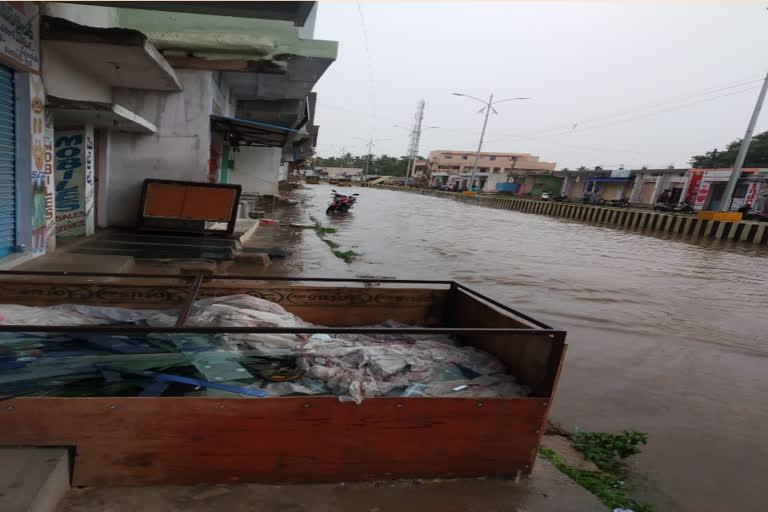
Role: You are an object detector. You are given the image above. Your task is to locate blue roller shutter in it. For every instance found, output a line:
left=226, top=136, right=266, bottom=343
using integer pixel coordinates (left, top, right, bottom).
left=0, top=64, right=14, bottom=258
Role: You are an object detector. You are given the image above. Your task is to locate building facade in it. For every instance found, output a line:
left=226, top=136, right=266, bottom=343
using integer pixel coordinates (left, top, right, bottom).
left=684, top=168, right=767, bottom=211
left=422, top=150, right=556, bottom=192
left=0, top=1, right=336, bottom=268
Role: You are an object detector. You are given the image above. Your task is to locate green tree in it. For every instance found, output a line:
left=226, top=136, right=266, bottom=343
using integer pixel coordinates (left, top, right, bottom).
left=690, top=130, right=768, bottom=168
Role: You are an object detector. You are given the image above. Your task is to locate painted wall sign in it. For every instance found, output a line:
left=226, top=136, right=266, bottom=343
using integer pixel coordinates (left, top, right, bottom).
left=43, top=111, right=55, bottom=250
left=84, top=125, right=95, bottom=235
left=54, top=130, right=89, bottom=237
left=0, top=2, right=39, bottom=71
left=30, top=74, right=47, bottom=252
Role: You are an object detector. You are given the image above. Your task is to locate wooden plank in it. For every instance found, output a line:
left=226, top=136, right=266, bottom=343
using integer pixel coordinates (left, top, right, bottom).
left=0, top=282, right=449, bottom=326
left=0, top=396, right=547, bottom=486
left=450, top=290, right=564, bottom=397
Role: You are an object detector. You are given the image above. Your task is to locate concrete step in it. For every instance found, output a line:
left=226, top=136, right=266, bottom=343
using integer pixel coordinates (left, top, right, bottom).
left=0, top=448, right=70, bottom=512
left=11, top=253, right=134, bottom=277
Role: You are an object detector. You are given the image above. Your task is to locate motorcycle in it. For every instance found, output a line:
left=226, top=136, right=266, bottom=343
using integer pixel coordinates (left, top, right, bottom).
left=738, top=204, right=768, bottom=222
left=552, top=194, right=569, bottom=202
left=540, top=192, right=551, bottom=201
left=326, top=190, right=359, bottom=214
left=653, top=201, right=693, bottom=214
left=607, top=198, right=631, bottom=208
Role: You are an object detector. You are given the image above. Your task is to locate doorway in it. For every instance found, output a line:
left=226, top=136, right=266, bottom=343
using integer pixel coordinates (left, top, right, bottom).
left=707, top=183, right=726, bottom=210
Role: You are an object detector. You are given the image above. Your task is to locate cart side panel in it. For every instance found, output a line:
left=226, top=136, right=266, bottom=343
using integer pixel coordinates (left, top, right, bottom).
left=0, top=396, right=547, bottom=486
left=0, top=281, right=448, bottom=325
left=451, top=289, right=565, bottom=397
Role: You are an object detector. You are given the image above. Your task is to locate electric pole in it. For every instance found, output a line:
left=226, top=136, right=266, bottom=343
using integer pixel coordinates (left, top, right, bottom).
left=452, top=92, right=530, bottom=191
left=719, top=71, right=768, bottom=211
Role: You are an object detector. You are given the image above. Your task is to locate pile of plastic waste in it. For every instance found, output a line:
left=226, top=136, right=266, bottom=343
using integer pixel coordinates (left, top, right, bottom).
left=0, top=295, right=528, bottom=403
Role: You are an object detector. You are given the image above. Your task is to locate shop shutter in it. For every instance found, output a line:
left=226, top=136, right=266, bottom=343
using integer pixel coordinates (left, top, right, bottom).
left=0, top=65, right=15, bottom=258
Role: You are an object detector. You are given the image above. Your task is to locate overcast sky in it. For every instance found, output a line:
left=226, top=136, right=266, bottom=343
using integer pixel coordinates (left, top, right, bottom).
left=311, top=1, right=768, bottom=169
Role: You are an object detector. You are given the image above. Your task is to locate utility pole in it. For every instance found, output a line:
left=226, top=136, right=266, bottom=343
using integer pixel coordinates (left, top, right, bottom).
left=452, top=92, right=529, bottom=192
left=720, top=70, right=768, bottom=212
left=469, top=93, right=493, bottom=191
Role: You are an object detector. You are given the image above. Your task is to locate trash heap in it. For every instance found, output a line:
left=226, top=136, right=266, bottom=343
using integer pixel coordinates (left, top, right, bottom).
left=0, top=295, right=529, bottom=403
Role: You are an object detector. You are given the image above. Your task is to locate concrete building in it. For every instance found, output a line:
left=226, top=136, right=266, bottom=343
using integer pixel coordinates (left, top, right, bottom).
left=627, top=168, right=690, bottom=206
left=423, top=150, right=556, bottom=192
left=0, top=1, right=336, bottom=268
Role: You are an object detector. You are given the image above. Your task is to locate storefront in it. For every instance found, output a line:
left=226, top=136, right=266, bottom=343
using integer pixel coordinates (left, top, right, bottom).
left=0, top=2, right=51, bottom=264
left=685, top=168, right=767, bottom=211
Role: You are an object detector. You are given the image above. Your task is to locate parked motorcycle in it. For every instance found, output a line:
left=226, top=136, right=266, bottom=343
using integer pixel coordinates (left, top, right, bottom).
left=326, top=190, right=359, bottom=214
left=552, top=194, right=569, bottom=203
left=540, top=192, right=551, bottom=201
left=607, top=198, right=631, bottom=208
left=738, top=204, right=768, bottom=222
left=653, top=201, right=693, bottom=214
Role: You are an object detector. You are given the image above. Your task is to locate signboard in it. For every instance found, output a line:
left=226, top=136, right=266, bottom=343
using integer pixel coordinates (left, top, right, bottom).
left=702, top=170, right=731, bottom=181
left=0, top=2, right=39, bottom=71
left=55, top=130, right=91, bottom=237
left=610, top=168, right=631, bottom=178
left=694, top=181, right=710, bottom=210
left=685, top=172, right=702, bottom=205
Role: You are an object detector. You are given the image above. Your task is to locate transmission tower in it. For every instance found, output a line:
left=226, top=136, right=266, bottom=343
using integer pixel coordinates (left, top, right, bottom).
left=404, top=99, right=425, bottom=185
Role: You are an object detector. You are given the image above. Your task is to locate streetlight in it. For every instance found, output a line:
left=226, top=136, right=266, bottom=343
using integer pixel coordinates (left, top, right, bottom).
left=452, top=92, right=529, bottom=192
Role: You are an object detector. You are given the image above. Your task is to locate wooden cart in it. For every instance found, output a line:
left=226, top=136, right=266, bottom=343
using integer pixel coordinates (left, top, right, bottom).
left=0, top=273, right=566, bottom=486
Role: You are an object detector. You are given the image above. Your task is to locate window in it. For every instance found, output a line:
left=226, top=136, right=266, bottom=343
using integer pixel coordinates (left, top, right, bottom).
left=493, top=167, right=501, bottom=173
left=503, top=168, right=510, bottom=172
left=462, top=155, right=468, bottom=160
left=489, top=156, right=497, bottom=161
left=444, top=155, right=453, bottom=159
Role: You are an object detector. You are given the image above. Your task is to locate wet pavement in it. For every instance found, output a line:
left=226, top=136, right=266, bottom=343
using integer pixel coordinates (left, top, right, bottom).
left=261, top=184, right=768, bottom=512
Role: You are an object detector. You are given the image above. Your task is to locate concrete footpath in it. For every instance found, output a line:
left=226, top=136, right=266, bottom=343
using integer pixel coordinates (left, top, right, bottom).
left=56, top=456, right=606, bottom=512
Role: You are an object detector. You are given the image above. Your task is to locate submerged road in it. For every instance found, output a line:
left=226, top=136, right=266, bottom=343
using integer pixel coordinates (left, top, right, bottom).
left=263, top=184, right=768, bottom=512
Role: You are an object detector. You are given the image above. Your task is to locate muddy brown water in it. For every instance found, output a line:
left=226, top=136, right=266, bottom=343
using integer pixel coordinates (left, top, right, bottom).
left=259, top=185, right=767, bottom=512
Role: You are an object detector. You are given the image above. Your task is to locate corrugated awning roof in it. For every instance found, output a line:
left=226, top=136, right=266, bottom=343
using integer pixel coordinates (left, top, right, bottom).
left=210, top=114, right=299, bottom=147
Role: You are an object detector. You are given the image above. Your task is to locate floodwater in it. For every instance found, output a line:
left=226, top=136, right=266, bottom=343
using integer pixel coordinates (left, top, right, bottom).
left=263, top=184, right=768, bottom=512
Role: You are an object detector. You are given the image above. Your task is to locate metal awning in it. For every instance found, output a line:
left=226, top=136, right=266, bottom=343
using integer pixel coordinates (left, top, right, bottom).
left=210, top=115, right=299, bottom=147
left=585, top=178, right=632, bottom=182
left=46, top=97, right=157, bottom=134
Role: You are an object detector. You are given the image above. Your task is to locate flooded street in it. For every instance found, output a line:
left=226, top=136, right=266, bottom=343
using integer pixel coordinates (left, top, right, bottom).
left=265, top=184, right=767, bottom=512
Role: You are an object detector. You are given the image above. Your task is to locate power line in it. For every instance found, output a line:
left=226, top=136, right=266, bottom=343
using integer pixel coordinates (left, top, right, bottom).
left=490, top=77, right=764, bottom=140
left=355, top=1, right=377, bottom=127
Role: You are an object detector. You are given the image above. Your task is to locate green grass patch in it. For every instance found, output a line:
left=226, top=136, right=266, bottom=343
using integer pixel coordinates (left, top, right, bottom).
left=309, top=216, right=336, bottom=235
left=322, top=238, right=340, bottom=249
left=308, top=216, right=360, bottom=263
left=332, top=250, right=360, bottom=263
left=539, top=430, right=654, bottom=512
